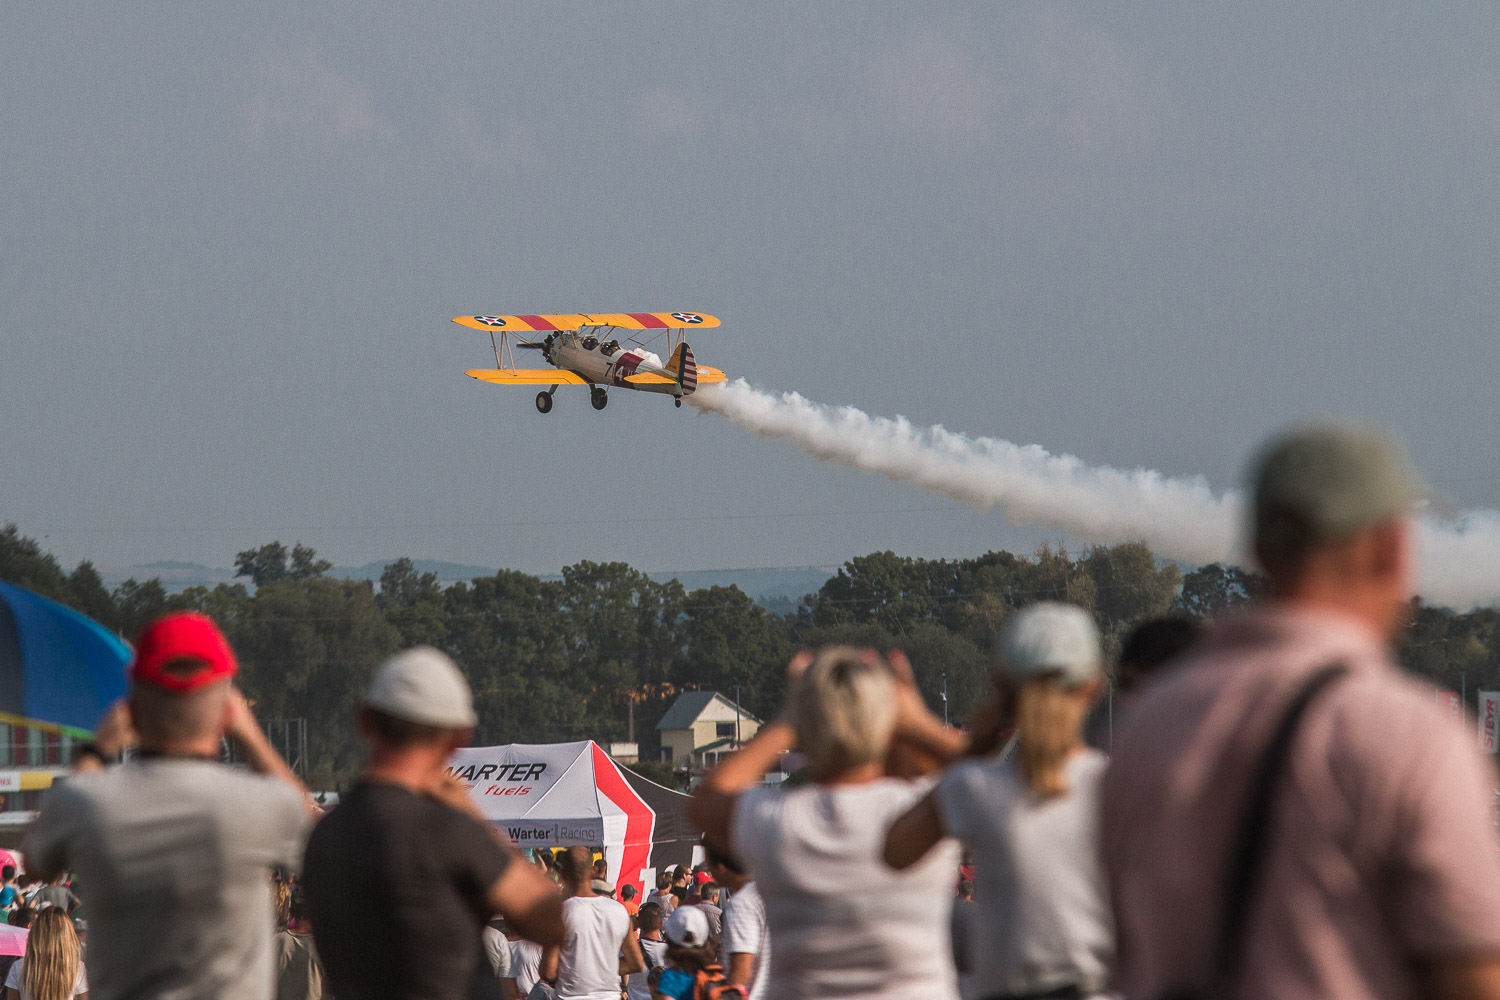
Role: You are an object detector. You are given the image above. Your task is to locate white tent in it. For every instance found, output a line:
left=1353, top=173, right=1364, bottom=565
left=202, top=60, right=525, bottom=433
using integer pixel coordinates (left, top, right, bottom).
left=449, top=740, right=698, bottom=895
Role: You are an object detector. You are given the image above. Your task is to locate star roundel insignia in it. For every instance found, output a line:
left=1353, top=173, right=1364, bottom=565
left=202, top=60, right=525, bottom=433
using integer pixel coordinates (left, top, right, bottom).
left=474, top=316, right=507, bottom=327
left=671, top=312, right=703, bottom=324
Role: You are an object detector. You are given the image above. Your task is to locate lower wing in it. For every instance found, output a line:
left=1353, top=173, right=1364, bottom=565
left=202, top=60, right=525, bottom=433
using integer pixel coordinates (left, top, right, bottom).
left=465, top=369, right=590, bottom=385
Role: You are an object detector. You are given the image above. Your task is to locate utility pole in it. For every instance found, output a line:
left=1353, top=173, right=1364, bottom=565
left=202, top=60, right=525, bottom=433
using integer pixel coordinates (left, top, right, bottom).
left=941, top=673, right=949, bottom=727
left=735, top=683, right=742, bottom=746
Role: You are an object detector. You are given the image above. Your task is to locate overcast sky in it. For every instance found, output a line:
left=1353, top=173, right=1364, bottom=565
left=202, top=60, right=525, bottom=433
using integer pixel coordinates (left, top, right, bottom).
left=4, top=5, right=1498, bottom=577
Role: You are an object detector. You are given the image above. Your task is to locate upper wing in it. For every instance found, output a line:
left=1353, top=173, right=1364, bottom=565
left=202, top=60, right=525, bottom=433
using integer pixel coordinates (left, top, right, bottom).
left=453, top=313, right=720, bottom=332
left=454, top=315, right=589, bottom=332
left=580, top=312, right=721, bottom=330
left=465, top=369, right=590, bottom=385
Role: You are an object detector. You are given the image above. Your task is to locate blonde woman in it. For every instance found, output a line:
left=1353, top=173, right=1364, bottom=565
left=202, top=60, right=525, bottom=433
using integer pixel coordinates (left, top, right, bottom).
left=885, top=602, right=1112, bottom=1000
left=4, top=908, right=88, bottom=1000
left=691, top=647, right=967, bottom=1000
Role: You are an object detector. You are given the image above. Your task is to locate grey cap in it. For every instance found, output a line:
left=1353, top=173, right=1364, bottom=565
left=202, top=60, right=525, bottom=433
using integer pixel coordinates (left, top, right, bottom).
left=364, top=646, right=477, bottom=728
left=992, top=603, right=1102, bottom=686
left=1252, top=422, right=1424, bottom=552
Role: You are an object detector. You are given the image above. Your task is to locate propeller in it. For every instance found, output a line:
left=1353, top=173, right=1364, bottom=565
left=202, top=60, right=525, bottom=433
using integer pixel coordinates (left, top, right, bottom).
left=517, top=341, right=547, bottom=350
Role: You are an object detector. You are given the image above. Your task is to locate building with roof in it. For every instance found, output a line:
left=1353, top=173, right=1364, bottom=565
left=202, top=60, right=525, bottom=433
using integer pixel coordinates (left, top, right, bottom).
left=656, top=691, right=761, bottom=771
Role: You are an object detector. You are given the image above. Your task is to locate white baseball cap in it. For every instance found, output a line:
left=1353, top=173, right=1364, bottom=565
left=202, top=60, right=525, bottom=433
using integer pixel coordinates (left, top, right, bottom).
left=993, top=603, right=1102, bottom=687
left=364, top=647, right=477, bottom=728
left=664, top=904, right=712, bottom=948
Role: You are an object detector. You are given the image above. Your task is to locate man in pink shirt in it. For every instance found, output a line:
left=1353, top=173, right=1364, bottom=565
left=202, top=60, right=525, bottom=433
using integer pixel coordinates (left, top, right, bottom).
left=1104, top=423, right=1500, bottom=1000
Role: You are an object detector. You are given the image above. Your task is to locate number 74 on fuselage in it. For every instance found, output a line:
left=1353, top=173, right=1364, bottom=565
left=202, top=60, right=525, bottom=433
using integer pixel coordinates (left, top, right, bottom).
left=452, top=312, right=728, bottom=413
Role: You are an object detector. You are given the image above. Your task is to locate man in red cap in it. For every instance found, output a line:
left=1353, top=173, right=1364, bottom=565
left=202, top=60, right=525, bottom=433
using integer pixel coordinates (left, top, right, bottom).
left=25, top=611, right=314, bottom=1000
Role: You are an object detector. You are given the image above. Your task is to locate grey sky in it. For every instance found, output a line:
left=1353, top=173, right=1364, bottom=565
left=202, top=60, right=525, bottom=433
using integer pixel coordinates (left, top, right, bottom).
left=4, top=5, right=1498, bottom=577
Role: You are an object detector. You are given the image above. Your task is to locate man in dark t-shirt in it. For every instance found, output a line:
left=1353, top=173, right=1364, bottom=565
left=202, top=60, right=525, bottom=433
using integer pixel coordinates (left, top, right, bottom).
left=304, top=648, right=563, bottom=1000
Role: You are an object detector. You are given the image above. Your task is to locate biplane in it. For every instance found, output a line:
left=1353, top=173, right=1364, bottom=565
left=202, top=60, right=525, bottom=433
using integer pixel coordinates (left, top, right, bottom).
left=453, top=312, right=727, bottom=413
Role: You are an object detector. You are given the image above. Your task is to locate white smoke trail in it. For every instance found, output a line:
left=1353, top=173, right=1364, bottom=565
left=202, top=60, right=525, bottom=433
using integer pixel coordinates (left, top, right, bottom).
left=690, top=380, right=1500, bottom=609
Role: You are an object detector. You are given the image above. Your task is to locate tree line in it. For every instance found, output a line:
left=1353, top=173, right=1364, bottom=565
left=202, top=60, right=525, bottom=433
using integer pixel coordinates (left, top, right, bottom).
left=3, top=524, right=1496, bottom=788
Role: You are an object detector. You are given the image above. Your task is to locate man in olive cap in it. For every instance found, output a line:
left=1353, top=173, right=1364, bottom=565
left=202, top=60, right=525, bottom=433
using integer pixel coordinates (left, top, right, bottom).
left=1103, top=423, right=1500, bottom=999
left=302, top=647, right=563, bottom=1000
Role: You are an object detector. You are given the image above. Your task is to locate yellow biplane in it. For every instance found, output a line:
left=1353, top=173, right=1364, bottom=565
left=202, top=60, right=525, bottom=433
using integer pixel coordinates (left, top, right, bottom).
left=453, top=312, right=727, bottom=413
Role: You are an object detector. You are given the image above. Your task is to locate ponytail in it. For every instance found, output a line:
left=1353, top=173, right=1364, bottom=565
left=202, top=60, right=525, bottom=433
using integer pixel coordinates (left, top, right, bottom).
left=1013, top=676, right=1085, bottom=799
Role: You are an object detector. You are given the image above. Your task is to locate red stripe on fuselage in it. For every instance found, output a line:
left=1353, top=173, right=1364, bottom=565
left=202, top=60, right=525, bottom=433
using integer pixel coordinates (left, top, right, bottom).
left=518, top=315, right=556, bottom=331
left=627, top=313, right=669, bottom=329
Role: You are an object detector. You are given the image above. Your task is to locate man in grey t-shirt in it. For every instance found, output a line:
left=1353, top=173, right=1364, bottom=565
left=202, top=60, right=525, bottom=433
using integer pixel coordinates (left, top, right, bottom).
left=25, top=612, right=313, bottom=1000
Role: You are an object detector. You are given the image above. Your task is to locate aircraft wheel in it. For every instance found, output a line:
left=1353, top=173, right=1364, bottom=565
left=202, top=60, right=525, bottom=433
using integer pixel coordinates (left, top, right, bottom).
left=535, top=392, right=553, bottom=414
left=591, top=387, right=608, bottom=410
left=675, top=398, right=683, bottom=408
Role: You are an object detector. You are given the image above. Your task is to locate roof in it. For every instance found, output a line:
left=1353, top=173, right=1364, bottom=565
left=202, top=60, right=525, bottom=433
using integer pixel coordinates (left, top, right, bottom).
left=656, top=691, right=760, bottom=730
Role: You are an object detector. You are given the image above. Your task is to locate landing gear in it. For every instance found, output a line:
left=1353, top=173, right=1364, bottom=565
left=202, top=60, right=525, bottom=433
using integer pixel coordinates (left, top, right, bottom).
left=674, top=398, right=683, bottom=408
left=535, top=391, right=553, bottom=414
left=591, top=386, right=609, bottom=410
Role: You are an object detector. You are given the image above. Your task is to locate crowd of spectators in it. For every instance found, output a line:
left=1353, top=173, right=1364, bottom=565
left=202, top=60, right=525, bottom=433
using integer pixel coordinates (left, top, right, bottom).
left=8, top=421, right=1500, bottom=1000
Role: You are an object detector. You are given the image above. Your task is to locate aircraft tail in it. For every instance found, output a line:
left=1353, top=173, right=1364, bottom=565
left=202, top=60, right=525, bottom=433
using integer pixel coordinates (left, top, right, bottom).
left=665, top=343, right=698, bottom=396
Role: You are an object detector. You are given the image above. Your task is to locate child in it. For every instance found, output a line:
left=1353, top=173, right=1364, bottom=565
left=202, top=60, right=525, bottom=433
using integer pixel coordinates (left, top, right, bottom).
left=651, top=906, right=745, bottom=1000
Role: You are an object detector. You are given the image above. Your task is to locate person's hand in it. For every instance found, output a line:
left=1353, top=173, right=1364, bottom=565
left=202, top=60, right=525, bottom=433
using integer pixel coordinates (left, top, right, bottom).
left=222, top=688, right=265, bottom=747
left=430, top=772, right=484, bottom=819
left=965, top=692, right=1009, bottom=757
left=786, top=650, right=814, bottom=685
left=776, top=651, right=815, bottom=730
left=887, top=650, right=937, bottom=736
left=92, top=699, right=137, bottom=756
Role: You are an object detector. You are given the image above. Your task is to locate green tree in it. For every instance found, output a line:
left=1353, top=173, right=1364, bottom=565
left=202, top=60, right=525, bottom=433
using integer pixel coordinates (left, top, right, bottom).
left=378, top=558, right=447, bottom=648
left=674, top=585, right=790, bottom=723
left=1174, top=563, right=1264, bottom=617
left=235, top=542, right=289, bottom=587
left=229, top=576, right=401, bottom=786
left=0, top=523, right=70, bottom=601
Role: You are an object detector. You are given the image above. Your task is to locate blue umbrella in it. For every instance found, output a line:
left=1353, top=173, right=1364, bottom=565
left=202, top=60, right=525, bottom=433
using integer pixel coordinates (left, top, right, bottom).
left=0, top=581, right=130, bottom=732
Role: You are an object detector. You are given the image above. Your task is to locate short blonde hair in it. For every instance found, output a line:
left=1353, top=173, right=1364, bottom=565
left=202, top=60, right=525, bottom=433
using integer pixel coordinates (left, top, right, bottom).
left=792, top=647, right=897, bottom=781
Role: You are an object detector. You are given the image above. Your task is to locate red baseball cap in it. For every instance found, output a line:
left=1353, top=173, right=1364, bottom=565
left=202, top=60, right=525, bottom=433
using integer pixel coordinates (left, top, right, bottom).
left=130, top=612, right=238, bottom=692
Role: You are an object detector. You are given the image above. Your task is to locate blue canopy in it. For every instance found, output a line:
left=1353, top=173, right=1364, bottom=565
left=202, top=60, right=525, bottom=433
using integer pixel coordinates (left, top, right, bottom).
left=0, top=581, right=130, bottom=732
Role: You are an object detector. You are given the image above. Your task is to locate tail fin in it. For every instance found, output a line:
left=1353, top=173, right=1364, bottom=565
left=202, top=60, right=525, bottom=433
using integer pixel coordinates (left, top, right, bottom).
left=665, top=342, right=698, bottom=396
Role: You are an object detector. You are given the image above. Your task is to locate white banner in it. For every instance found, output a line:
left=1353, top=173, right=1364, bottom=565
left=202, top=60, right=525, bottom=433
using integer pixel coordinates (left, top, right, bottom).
left=1478, top=692, right=1500, bottom=753
left=0, top=772, right=19, bottom=793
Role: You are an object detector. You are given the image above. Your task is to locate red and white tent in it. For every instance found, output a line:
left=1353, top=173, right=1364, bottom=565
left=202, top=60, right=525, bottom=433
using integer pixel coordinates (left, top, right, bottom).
left=449, top=740, right=699, bottom=896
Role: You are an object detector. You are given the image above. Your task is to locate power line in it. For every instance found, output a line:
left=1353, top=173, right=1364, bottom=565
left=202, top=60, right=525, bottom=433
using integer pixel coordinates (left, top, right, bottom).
left=17, top=504, right=975, bottom=536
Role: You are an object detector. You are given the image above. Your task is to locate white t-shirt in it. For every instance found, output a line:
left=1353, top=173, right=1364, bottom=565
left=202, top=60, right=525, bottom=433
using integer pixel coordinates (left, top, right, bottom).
left=720, top=880, right=770, bottom=1000
left=508, top=939, right=544, bottom=997
left=936, top=750, right=1113, bottom=998
left=626, top=936, right=668, bottom=1000
left=481, top=926, right=511, bottom=978
left=557, top=894, right=631, bottom=1000
left=732, top=779, right=960, bottom=1000
left=5, top=958, right=89, bottom=1000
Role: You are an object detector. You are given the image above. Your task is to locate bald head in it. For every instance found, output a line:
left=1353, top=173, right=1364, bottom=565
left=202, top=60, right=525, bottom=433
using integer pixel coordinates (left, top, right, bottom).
left=130, top=675, right=230, bottom=752
left=1250, top=423, right=1420, bottom=636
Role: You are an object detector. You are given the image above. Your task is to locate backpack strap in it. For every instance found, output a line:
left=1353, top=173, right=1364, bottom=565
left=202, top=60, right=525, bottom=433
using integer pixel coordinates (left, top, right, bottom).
left=1210, top=662, right=1348, bottom=993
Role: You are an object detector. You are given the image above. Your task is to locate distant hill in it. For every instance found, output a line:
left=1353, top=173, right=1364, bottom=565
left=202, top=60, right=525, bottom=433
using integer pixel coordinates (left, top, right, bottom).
left=98, top=559, right=833, bottom=610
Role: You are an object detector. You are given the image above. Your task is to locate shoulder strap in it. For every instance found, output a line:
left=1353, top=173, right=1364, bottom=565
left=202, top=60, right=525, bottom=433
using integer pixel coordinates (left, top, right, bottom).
left=1212, top=661, right=1348, bottom=991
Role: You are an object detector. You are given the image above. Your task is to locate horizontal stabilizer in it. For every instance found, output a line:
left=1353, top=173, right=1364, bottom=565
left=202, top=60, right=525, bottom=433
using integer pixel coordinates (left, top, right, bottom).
left=693, top=365, right=727, bottom=384
left=624, top=373, right=676, bottom=385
